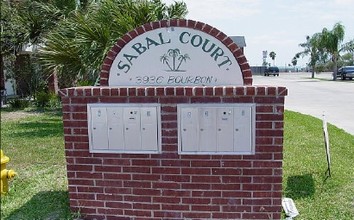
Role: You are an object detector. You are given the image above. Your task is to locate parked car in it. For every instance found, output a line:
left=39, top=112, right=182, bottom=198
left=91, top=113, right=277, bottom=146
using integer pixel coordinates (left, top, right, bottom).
left=337, top=66, right=354, bottom=80
left=264, top=66, right=279, bottom=76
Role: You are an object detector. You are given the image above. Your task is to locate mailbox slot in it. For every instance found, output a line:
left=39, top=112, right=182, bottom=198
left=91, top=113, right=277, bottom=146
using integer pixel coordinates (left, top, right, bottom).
left=178, top=104, right=255, bottom=155
left=88, top=104, right=161, bottom=154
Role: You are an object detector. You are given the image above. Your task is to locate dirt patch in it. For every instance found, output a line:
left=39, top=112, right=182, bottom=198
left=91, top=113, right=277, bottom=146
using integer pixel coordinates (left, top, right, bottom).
left=1, top=111, right=40, bottom=122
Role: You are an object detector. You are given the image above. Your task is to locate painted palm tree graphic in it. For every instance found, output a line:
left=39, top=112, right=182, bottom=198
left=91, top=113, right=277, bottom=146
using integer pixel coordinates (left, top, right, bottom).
left=160, top=48, right=190, bottom=71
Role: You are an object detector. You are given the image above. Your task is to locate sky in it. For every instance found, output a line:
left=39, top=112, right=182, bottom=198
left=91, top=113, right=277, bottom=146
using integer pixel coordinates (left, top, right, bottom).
left=162, top=0, right=354, bottom=67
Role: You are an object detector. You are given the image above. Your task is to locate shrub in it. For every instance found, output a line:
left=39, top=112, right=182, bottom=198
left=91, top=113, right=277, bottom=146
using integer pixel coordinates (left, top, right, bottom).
left=7, top=98, right=30, bottom=109
left=35, top=92, right=61, bottom=110
left=48, top=93, right=61, bottom=110
left=35, top=91, right=51, bottom=108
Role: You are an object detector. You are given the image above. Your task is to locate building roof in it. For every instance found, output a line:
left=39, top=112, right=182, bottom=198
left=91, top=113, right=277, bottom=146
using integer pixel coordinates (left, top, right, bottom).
left=229, top=36, right=246, bottom=48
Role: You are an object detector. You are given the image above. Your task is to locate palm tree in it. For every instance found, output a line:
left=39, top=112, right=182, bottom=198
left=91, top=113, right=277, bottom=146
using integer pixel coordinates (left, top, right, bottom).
left=1, top=0, right=62, bottom=96
left=167, top=48, right=181, bottom=71
left=1, top=0, right=83, bottom=96
left=16, top=0, right=73, bottom=94
left=269, top=51, right=276, bottom=66
left=319, top=23, right=354, bottom=80
left=160, top=54, right=172, bottom=71
left=17, top=1, right=70, bottom=44
left=296, top=33, right=324, bottom=78
left=176, top=54, right=190, bottom=71
left=39, top=0, right=188, bottom=87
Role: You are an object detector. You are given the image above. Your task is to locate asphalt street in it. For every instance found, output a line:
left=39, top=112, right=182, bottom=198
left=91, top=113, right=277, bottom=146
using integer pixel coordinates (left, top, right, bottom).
left=253, top=72, right=354, bottom=135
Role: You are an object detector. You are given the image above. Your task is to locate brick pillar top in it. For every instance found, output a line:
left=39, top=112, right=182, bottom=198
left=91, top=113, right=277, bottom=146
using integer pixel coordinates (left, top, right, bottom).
left=100, top=19, right=252, bottom=87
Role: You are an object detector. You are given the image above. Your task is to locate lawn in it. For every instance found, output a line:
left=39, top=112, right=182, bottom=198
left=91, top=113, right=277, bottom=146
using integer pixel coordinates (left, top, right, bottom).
left=283, top=111, right=354, bottom=219
left=0, top=109, right=353, bottom=219
left=0, top=110, right=72, bottom=219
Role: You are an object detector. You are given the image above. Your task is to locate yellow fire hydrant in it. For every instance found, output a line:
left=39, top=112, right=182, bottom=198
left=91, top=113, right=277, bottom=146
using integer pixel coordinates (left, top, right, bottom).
left=1, top=150, right=17, bottom=195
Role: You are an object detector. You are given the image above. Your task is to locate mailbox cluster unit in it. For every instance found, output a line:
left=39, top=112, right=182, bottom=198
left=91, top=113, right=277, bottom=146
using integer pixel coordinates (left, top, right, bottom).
left=178, top=104, right=255, bottom=155
left=88, top=104, right=161, bottom=154
left=87, top=103, right=255, bottom=155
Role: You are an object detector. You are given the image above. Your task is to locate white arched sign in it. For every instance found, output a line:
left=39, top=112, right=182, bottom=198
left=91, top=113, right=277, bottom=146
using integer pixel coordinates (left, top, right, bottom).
left=108, top=27, right=243, bottom=86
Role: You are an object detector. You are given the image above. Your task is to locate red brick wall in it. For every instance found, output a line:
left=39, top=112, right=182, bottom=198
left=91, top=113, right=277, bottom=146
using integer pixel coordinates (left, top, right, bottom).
left=60, top=85, right=287, bottom=219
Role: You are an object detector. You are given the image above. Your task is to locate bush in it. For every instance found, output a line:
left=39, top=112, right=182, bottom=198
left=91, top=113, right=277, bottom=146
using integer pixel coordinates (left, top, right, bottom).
left=48, top=93, right=61, bottom=110
left=7, top=98, right=30, bottom=109
left=35, top=92, right=61, bottom=109
left=35, top=91, right=51, bottom=108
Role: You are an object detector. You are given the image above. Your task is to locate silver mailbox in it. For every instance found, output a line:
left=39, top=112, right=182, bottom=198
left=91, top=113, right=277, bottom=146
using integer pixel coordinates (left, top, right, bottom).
left=88, top=103, right=161, bottom=154
left=178, top=104, right=255, bottom=155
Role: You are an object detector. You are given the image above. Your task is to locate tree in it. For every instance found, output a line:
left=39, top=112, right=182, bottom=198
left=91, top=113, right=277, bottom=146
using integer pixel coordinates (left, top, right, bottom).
left=14, top=0, right=72, bottom=96
left=39, top=0, right=188, bottom=88
left=269, top=51, right=276, bottom=66
left=296, top=33, right=325, bottom=78
left=0, top=1, right=27, bottom=90
left=2, top=0, right=110, bottom=97
left=16, top=1, right=68, bottom=45
left=338, top=52, right=354, bottom=66
left=1, top=0, right=78, bottom=96
left=320, top=22, right=354, bottom=80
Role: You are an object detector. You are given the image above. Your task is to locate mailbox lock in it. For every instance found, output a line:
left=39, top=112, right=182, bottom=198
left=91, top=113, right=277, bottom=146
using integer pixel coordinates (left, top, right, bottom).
left=183, top=128, right=187, bottom=131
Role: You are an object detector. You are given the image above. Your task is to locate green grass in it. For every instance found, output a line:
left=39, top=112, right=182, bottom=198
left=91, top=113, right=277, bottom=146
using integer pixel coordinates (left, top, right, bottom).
left=283, top=111, right=354, bottom=219
left=0, top=109, right=353, bottom=219
left=0, top=110, right=72, bottom=220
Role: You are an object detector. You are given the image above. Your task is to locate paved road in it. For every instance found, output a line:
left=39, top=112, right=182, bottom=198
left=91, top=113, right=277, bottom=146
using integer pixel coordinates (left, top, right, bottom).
left=253, top=72, right=354, bottom=135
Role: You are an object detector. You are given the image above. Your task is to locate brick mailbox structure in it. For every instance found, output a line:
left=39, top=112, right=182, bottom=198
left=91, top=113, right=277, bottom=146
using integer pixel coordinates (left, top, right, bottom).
left=60, top=19, right=287, bottom=219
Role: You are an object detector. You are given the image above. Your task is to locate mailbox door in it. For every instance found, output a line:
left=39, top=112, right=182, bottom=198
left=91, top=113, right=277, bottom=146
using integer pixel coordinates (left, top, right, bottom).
left=198, top=108, right=217, bottom=152
left=141, top=107, right=158, bottom=151
left=216, top=108, right=234, bottom=152
left=180, top=108, right=198, bottom=152
left=90, top=107, right=109, bottom=150
left=107, top=107, right=124, bottom=150
left=234, top=106, right=253, bottom=152
left=123, top=108, right=142, bottom=150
